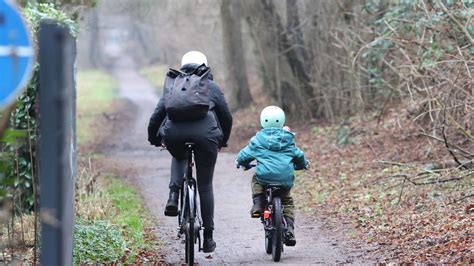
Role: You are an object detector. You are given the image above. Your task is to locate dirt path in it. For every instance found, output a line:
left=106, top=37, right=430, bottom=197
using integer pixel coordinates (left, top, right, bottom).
left=103, top=59, right=367, bottom=264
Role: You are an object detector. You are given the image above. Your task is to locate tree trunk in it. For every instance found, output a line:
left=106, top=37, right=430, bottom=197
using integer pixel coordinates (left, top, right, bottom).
left=88, top=9, right=100, bottom=68
left=241, top=0, right=279, bottom=101
left=286, top=0, right=310, bottom=73
left=220, top=0, right=252, bottom=111
left=242, top=0, right=314, bottom=119
left=283, top=0, right=315, bottom=116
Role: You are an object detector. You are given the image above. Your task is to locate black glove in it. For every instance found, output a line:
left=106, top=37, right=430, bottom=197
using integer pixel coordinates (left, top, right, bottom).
left=148, top=136, right=161, bottom=147
left=236, top=160, right=256, bottom=171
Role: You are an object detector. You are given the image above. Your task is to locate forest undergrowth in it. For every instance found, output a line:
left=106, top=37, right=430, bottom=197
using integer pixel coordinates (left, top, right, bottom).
left=228, top=1, right=473, bottom=262
left=229, top=100, right=472, bottom=263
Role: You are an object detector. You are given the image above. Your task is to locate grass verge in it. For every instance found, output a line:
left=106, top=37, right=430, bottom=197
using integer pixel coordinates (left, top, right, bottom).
left=138, top=64, right=168, bottom=93
left=74, top=164, right=159, bottom=264
left=104, top=176, right=152, bottom=254
left=76, top=70, right=118, bottom=146
left=74, top=69, right=160, bottom=264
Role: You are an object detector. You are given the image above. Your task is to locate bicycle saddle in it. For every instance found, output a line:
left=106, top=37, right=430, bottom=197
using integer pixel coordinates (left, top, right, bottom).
left=266, top=184, right=284, bottom=189
left=185, top=142, right=196, bottom=148
left=265, top=185, right=285, bottom=195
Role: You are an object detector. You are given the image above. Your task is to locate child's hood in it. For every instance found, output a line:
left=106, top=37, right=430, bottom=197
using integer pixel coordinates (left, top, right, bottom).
left=254, top=128, right=295, bottom=151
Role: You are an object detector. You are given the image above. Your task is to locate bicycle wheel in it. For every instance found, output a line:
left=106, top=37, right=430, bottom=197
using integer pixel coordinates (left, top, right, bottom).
left=185, top=217, right=194, bottom=265
left=185, top=186, right=195, bottom=265
left=265, top=231, right=272, bottom=254
left=272, top=197, right=283, bottom=262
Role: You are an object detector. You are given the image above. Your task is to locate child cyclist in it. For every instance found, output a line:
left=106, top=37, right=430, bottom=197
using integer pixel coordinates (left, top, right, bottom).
left=236, top=106, right=309, bottom=246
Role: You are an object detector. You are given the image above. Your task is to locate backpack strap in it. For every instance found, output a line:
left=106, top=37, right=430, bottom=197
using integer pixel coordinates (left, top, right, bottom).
left=167, top=65, right=210, bottom=79
left=167, top=68, right=184, bottom=79
left=191, top=64, right=211, bottom=77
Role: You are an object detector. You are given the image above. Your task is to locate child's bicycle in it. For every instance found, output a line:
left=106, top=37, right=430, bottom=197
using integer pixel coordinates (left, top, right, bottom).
left=237, top=163, right=292, bottom=262
left=262, top=185, right=289, bottom=262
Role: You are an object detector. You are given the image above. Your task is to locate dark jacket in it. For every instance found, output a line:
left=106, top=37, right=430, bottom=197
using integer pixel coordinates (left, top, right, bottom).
left=147, top=65, right=233, bottom=148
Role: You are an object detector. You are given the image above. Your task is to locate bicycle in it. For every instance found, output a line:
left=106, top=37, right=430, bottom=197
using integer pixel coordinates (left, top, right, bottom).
left=177, top=142, right=202, bottom=265
left=237, top=163, right=290, bottom=262
left=262, top=185, right=287, bottom=262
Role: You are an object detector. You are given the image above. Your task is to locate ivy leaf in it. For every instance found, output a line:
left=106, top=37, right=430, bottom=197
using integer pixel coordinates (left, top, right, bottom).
left=1, top=129, right=27, bottom=143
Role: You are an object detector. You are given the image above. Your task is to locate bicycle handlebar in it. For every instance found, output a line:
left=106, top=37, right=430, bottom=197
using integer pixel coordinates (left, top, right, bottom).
left=236, top=162, right=256, bottom=171
left=237, top=160, right=310, bottom=171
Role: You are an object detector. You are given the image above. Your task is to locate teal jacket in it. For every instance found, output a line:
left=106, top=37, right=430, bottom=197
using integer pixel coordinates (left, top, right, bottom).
left=236, top=128, right=308, bottom=189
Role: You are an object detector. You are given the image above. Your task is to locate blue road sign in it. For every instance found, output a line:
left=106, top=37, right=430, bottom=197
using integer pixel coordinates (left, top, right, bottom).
left=0, top=0, right=34, bottom=109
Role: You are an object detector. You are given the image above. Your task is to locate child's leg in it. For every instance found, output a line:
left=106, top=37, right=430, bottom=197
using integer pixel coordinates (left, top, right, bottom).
left=281, top=188, right=296, bottom=246
left=250, top=175, right=264, bottom=218
left=251, top=175, right=264, bottom=195
left=281, top=189, right=294, bottom=221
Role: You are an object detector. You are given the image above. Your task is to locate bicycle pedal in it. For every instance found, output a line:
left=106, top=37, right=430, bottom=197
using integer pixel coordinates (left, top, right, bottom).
left=285, top=239, right=296, bottom=246
left=164, top=208, right=179, bottom=217
left=251, top=213, right=261, bottom=218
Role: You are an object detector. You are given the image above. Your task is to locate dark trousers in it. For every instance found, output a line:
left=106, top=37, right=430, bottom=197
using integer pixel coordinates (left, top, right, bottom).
left=165, top=136, right=219, bottom=231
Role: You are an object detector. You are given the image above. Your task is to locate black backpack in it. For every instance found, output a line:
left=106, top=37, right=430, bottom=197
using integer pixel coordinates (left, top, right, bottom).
left=163, top=64, right=211, bottom=122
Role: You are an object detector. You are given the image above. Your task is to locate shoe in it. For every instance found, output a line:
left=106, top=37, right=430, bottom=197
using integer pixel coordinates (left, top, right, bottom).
left=285, top=216, right=296, bottom=246
left=164, top=190, right=179, bottom=217
left=250, top=194, right=264, bottom=218
left=203, top=230, right=216, bottom=253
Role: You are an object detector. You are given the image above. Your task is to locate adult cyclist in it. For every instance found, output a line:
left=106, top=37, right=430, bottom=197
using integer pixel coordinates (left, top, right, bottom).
left=147, top=51, right=233, bottom=253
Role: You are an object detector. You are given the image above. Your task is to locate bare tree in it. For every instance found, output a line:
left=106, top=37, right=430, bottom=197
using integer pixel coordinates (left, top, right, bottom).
left=241, top=0, right=315, bottom=118
left=87, top=9, right=100, bottom=68
left=220, top=0, right=252, bottom=111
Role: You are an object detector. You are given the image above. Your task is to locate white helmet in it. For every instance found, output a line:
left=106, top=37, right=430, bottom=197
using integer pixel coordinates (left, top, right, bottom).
left=181, top=51, right=208, bottom=67
left=260, top=106, right=285, bottom=128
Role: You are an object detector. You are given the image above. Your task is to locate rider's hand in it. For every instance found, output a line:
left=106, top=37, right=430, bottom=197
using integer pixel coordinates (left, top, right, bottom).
left=220, top=143, right=228, bottom=152
left=149, top=139, right=160, bottom=147
left=236, top=160, right=254, bottom=170
left=242, top=162, right=255, bottom=171
left=304, top=160, right=310, bottom=170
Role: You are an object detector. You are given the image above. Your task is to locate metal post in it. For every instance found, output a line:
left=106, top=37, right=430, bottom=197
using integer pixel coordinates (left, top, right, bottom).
left=38, top=20, right=76, bottom=266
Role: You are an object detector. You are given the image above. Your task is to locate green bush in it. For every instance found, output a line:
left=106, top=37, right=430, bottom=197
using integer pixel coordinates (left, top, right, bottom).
left=73, top=220, right=128, bottom=264
left=362, top=0, right=474, bottom=90
left=0, top=67, right=39, bottom=211
left=24, top=2, right=78, bottom=36
left=0, top=2, right=79, bottom=212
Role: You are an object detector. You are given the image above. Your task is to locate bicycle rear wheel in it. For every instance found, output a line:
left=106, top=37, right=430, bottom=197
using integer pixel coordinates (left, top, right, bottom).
left=185, top=216, right=194, bottom=265
left=265, top=231, right=272, bottom=254
left=272, top=197, right=283, bottom=262
left=184, top=186, right=195, bottom=265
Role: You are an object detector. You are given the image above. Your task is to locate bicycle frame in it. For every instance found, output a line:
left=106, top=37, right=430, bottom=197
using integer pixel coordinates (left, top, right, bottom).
left=262, top=186, right=288, bottom=261
left=177, top=143, right=202, bottom=265
left=262, top=187, right=287, bottom=229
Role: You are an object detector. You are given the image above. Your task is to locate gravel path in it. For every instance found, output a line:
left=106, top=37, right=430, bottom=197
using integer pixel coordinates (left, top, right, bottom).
left=104, top=59, right=365, bottom=264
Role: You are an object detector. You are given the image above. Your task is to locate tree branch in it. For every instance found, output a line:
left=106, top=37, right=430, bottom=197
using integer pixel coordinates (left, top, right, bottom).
left=437, top=0, right=474, bottom=46
left=448, top=193, right=474, bottom=205
left=442, top=106, right=468, bottom=169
